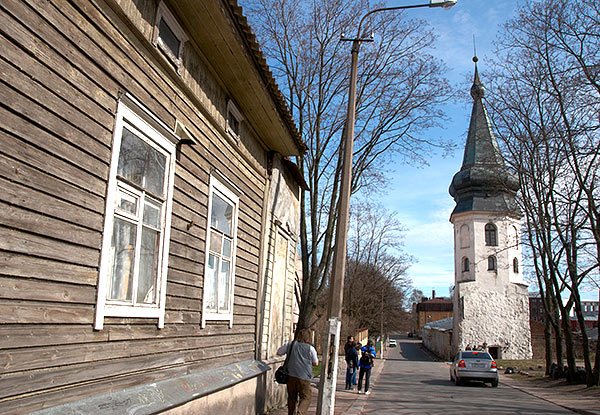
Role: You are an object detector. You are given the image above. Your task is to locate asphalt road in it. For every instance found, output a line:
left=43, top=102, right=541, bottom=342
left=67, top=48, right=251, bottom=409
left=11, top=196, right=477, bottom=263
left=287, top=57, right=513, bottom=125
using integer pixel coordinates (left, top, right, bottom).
left=361, top=335, right=573, bottom=415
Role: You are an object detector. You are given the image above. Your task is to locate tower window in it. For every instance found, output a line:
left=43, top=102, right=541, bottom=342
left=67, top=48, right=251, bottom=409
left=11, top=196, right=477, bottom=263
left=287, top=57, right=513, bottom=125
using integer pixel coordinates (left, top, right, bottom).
left=485, top=223, right=497, bottom=246
left=462, top=257, right=470, bottom=272
left=513, top=258, right=519, bottom=273
left=460, top=224, right=470, bottom=248
left=488, top=255, right=497, bottom=271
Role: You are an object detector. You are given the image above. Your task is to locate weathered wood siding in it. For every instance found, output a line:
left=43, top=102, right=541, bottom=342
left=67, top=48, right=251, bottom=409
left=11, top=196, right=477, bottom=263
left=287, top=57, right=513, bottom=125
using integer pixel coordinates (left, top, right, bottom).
left=0, top=0, right=273, bottom=412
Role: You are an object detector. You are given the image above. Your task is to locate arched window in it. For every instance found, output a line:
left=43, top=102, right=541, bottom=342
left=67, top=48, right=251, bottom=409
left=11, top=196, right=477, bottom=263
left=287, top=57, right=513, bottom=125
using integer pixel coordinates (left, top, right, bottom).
left=462, top=257, right=470, bottom=272
left=460, top=224, right=470, bottom=248
left=513, top=258, right=519, bottom=273
left=488, top=256, right=497, bottom=271
left=485, top=223, right=497, bottom=246
left=512, top=225, right=519, bottom=248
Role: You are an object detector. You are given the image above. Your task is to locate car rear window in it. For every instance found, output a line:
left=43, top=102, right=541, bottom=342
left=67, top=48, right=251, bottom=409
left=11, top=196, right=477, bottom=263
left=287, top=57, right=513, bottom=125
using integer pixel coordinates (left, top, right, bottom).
left=461, top=352, right=492, bottom=359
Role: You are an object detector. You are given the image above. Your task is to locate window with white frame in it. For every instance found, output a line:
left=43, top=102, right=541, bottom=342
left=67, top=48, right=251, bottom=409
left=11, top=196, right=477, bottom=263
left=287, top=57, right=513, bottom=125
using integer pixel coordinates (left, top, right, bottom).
left=201, top=175, right=239, bottom=328
left=153, top=1, right=188, bottom=73
left=94, top=101, right=176, bottom=330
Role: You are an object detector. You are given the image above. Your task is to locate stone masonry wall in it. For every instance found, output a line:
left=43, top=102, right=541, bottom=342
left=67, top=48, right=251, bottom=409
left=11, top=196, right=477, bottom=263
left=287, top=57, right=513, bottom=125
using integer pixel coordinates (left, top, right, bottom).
left=457, top=282, right=532, bottom=359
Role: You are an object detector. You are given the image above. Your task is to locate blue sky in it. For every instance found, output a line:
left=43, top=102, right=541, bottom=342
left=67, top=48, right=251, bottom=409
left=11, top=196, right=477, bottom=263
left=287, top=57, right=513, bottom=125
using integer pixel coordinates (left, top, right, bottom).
left=376, top=0, right=600, bottom=301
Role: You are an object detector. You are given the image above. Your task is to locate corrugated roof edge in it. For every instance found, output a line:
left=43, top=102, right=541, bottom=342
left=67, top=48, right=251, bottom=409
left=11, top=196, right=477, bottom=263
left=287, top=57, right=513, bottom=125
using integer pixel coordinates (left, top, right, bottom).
left=225, top=0, right=307, bottom=155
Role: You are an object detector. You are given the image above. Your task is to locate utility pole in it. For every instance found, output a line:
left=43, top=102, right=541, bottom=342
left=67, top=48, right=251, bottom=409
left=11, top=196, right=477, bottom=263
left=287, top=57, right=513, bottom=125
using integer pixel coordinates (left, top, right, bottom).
left=315, top=2, right=457, bottom=414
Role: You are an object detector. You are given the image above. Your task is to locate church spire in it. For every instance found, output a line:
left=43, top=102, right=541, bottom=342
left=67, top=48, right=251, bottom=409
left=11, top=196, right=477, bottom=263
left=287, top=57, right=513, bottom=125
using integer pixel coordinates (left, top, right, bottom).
left=449, top=57, right=520, bottom=217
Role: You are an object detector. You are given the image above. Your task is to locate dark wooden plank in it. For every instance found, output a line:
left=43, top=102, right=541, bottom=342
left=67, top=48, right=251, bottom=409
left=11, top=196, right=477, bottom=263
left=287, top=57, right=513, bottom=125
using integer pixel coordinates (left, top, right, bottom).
left=15, top=0, right=174, bottom=127
left=0, top=177, right=104, bottom=232
left=0, top=301, right=94, bottom=324
left=0, top=352, right=254, bottom=414
left=0, top=251, right=97, bottom=286
left=0, top=201, right=101, bottom=248
left=0, top=332, right=254, bottom=374
left=0, top=13, right=116, bottom=115
left=164, top=295, right=200, bottom=312
left=0, top=84, right=112, bottom=190
left=0, top=227, right=99, bottom=267
left=165, top=280, right=202, bottom=300
left=0, top=325, right=108, bottom=349
left=0, top=277, right=96, bottom=304
left=0, top=155, right=106, bottom=215
left=166, top=267, right=202, bottom=288
left=0, top=31, right=114, bottom=128
left=0, top=90, right=110, bottom=185
left=0, top=127, right=107, bottom=202
left=0, top=55, right=110, bottom=146
left=0, top=340, right=254, bottom=398
left=106, top=322, right=255, bottom=341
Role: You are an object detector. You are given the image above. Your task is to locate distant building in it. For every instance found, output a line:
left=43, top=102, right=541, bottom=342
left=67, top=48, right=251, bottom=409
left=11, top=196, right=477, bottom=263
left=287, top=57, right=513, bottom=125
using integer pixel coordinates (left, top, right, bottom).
left=416, top=291, right=453, bottom=336
left=529, top=294, right=546, bottom=323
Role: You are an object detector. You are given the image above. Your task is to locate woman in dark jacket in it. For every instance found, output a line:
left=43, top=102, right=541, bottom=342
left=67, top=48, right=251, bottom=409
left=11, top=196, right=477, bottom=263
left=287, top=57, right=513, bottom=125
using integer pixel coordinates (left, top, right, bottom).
left=345, top=340, right=359, bottom=390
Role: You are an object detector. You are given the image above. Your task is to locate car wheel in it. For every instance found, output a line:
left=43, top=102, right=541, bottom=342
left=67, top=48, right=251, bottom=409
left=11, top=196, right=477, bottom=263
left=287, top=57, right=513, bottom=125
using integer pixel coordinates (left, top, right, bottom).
left=491, top=379, right=498, bottom=388
left=450, top=372, right=454, bottom=382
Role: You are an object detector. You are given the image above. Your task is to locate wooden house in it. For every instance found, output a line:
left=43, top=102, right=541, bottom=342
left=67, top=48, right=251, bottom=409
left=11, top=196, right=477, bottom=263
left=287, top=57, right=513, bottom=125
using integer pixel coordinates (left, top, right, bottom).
left=0, top=0, right=306, bottom=413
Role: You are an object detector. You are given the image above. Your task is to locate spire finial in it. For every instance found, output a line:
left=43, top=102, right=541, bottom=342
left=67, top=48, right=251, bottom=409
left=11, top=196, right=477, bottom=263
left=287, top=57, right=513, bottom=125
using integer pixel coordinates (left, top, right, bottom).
left=470, top=45, right=485, bottom=99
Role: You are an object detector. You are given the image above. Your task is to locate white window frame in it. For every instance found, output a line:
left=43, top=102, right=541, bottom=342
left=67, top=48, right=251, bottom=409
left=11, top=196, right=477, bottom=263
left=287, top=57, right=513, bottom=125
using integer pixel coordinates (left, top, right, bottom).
left=226, top=100, right=243, bottom=141
left=201, top=175, right=239, bottom=328
left=94, top=101, right=176, bottom=330
left=152, top=1, right=188, bottom=73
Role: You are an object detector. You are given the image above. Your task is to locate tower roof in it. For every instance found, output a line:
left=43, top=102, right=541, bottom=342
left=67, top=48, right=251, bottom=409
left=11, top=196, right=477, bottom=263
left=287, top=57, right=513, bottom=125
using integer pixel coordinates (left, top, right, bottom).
left=449, top=58, right=520, bottom=217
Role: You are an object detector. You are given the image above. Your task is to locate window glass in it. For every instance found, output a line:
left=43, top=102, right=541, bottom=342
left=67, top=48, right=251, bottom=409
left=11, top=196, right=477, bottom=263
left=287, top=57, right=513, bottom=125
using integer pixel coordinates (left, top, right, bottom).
left=211, top=193, right=233, bottom=236
left=488, top=256, right=496, bottom=271
left=117, top=190, right=138, bottom=215
left=158, top=17, right=180, bottom=58
left=118, top=127, right=166, bottom=196
left=109, top=218, right=137, bottom=301
left=461, top=352, right=492, bottom=360
left=218, top=259, right=231, bottom=312
left=205, top=254, right=218, bottom=311
left=485, top=223, right=497, bottom=246
left=228, top=110, right=240, bottom=136
left=513, top=258, right=519, bottom=273
left=143, top=200, right=161, bottom=229
left=138, top=227, right=159, bottom=303
left=462, top=257, right=470, bottom=272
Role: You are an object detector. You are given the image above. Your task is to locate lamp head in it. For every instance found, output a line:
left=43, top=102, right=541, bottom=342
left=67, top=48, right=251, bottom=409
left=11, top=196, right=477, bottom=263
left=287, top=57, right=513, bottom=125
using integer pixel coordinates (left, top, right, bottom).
left=429, top=0, right=457, bottom=8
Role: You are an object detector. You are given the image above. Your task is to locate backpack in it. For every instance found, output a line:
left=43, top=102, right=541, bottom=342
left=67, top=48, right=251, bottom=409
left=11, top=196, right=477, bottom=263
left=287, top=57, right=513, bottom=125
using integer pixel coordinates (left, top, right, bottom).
left=360, top=351, right=374, bottom=367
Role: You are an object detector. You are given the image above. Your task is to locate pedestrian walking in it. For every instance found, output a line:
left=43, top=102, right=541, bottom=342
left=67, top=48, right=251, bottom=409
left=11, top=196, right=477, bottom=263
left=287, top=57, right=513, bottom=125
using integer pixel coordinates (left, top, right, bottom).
left=357, top=340, right=376, bottom=395
left=344, top=337, right=358, bottom=390
left=276, top=329, right=319, bottom=415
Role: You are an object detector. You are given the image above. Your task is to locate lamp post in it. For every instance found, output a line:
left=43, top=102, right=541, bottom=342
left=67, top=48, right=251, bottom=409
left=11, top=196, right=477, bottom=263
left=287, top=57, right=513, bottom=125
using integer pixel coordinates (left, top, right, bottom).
left=316, top=1, right=457, bottom=414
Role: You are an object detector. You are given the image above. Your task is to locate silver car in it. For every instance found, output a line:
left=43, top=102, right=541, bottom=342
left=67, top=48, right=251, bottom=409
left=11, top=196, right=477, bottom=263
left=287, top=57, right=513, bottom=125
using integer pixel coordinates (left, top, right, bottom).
left=450, top=351, right=498, bottom=387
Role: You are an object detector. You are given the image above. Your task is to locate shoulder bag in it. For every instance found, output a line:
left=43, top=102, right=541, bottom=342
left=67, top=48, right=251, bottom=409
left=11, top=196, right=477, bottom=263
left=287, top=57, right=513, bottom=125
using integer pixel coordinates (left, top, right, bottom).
left=274, top=341, right=296, bottom=384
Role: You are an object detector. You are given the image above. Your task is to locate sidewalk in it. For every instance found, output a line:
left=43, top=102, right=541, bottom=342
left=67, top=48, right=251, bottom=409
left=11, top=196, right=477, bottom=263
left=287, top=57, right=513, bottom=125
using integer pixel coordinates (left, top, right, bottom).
left=267, top=357, right=385, bottom=415
left=499, top=373, right=600, bottom=415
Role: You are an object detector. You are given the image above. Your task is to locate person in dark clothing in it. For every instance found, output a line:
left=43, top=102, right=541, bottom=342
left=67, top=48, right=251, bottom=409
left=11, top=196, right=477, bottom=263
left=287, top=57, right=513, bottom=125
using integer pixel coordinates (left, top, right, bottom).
left=358, top=340, right=376, bottom=395
left=344, top=338, right=358, bottom=390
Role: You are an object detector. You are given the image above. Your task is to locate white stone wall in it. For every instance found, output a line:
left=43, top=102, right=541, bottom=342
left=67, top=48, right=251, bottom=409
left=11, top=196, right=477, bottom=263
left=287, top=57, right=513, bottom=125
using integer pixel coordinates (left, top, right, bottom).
left=454, top=281, right=532, bottom=359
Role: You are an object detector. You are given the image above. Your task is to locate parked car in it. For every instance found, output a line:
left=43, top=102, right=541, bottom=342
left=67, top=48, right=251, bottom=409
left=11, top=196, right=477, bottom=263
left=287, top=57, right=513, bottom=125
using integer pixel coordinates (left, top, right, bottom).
left=389, top=339, right=397, bottom=347
left=450, top=351, right=498, bottom=387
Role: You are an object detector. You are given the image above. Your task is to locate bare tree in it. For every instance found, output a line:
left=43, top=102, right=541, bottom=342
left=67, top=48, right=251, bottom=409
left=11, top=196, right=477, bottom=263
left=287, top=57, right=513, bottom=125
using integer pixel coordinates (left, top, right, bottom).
left=487, top=0, right=600, bottom=385
left=344, top=201, right=412, bottom=335
left=241, top=0, right=453, bottom=330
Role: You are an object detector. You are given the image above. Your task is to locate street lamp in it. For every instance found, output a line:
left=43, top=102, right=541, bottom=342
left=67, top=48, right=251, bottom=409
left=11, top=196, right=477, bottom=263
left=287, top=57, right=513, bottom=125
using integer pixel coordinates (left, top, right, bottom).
left=316, top=1, right=457, bottom=414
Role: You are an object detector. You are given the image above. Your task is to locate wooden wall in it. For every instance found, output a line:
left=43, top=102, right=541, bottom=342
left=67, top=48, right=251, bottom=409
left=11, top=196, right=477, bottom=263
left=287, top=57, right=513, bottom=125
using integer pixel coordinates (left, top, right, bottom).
left=0, top=0, right=274, bottom=412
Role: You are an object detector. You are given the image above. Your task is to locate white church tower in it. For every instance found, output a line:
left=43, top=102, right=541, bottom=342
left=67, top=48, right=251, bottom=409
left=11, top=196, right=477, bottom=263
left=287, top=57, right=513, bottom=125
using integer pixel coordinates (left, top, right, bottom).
left=449, top=58, right=532, bottom=360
